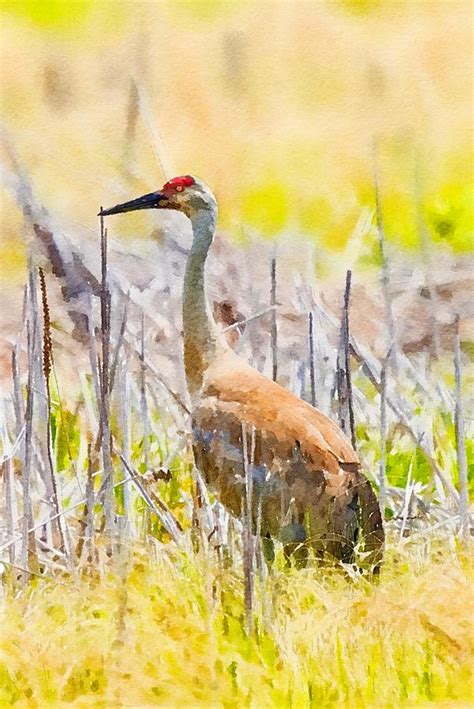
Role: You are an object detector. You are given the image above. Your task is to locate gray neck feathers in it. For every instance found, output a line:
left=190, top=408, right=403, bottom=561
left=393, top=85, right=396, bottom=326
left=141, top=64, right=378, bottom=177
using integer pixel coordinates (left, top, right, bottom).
left=182, top=205, right=221, bottom=396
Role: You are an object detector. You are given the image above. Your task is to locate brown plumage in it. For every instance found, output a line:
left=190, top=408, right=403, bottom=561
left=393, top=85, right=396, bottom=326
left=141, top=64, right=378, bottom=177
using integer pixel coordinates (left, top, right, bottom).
left=101, top=175, right=384, bottom=572
left=193, top=349, right=383, bottom=569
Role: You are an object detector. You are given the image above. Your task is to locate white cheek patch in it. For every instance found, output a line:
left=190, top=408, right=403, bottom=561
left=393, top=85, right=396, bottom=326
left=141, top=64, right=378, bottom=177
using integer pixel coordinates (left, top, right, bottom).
left=201, top=193, right=214, bottom=207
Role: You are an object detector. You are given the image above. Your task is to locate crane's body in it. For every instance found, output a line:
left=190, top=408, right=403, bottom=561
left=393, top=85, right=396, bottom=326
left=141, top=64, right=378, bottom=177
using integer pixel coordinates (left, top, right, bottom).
left=101, top=175, right=384, bottom=571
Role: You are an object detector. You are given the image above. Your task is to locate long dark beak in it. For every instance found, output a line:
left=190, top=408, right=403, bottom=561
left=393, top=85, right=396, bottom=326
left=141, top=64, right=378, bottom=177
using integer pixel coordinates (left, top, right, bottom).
left=98, top=191, right=167, bottom=217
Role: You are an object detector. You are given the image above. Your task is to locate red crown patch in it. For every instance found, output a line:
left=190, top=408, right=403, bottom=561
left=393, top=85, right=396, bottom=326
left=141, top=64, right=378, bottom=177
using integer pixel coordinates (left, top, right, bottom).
left=163, top=175, right=195, bottom=191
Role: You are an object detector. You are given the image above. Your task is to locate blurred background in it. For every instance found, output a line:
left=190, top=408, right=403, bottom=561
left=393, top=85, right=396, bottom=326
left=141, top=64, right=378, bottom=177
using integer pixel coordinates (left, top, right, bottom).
left=0, top=0, right=472, bottom=396
left=1, top=0, right=472, bottom=245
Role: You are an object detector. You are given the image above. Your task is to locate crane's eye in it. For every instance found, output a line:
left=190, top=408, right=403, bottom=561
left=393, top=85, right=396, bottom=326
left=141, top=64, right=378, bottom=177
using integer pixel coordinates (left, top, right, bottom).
left=176, top=184, right=184, bottom=192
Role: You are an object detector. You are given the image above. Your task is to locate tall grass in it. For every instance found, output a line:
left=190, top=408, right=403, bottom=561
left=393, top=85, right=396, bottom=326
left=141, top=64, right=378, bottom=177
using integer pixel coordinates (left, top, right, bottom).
left=0, top=249, right=471, bottom=704
left=0, top=538, right=472, bottom=707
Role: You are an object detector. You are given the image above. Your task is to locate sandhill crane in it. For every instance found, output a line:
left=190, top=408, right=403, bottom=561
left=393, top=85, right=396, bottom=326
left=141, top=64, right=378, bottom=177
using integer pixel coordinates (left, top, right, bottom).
left=101, top=175, right=384, bottom=572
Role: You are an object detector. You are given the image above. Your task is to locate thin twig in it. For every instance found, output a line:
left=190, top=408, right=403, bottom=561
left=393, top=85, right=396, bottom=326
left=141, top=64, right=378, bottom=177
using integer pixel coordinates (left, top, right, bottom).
left=99, top=212, right=114, bottom=533
left=308, top=311, right=316, bottom=408
left=379, top=355, right=388, bottom=514
left=270, top=256, right=278, bottom=382
left=0, top=558, right=68, bottom=585
left=1, top=406, right=17, bottom=568
left=22, top=267, right=39, bottom=581
left=222, top=305, right=276, bottom=333
left=117, top=452, right=183, bottom=545
left=0, top=468, right=103, bottom=555
left=139, top=312, right=150, bottom=470
left=336, top=270, right=356, bottom=448
left=241, top=422, right=254, bottom=635
left=399, top=450, right=416, bottom=541
left=11, top=343, right=24, bottom=437
left=76, top=443, right=95, bottom=563
left=133, top=76, right=174, bottom=180
left=343, top=270, right=356, bottom=449
left=123, top=336, right=190, bottom=416
left=454, top=314, right=469, bottom=539
left=109, top=290, right=130, bottom=396
left=118, top=361, right=132, bottom=530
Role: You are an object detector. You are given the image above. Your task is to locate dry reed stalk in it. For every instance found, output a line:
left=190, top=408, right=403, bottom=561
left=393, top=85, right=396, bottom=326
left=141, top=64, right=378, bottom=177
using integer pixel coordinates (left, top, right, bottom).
left=84, top=447, right=96, bottom=571
left=1, top=407, right=17, bottom=572
left=11, top=286, right=28, bottom=465
left=139, top=312, right=150, bottom=471
left=11, top=346, right=23, bottom=437
left=335, top=330, right=347, bottom=430
left=241, top=422, right=254, bottom=635
left=38, top=267, right=67, bottom=555
left=308, top=311, right=316, bottom=408
left=343, top=270, right=356, bottom=449
left=76, top=442, right=94, bottom=565
left=270, top=256, right=278, bottom=382
left=118, top=361, right=132, bottom=531
left=122, top=336, right=190, bottom=417
left=3, top=460, right=16, bottom=571
left=379, top=357, right=388, bottom=515
left=21, top=268, right=40, bottom=582
left=190, top=466, right=209, bottom=555
left=453, top=315, right=469, bottom=539
left=313, top=297, right=460, bottom=503
left=336, top=270, right=356, bottom=449
left=0, top=464, right=143, bottom=559
left=99, top=212, right=114, bottom=536
left=87, top=302, right=102, bottom=427
left=399, top=454, right=416, bottom=541
left=109, top=291, right=130, bottom=396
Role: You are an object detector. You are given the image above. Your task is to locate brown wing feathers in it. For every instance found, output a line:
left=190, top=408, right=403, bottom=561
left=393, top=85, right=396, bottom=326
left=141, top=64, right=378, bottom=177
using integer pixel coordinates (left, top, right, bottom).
left=202, top=353, right=358, bottom=474
left=195, top=352, right=384, bottom=571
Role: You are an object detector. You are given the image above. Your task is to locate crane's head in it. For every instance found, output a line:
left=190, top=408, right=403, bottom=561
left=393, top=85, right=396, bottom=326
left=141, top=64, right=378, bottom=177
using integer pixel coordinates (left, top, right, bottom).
left=99, top=175, right=216, bottom=221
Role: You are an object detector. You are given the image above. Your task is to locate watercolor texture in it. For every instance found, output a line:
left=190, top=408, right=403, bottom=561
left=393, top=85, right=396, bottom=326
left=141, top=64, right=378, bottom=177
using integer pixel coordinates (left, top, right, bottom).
left=0, top=2, right=472, bottom=707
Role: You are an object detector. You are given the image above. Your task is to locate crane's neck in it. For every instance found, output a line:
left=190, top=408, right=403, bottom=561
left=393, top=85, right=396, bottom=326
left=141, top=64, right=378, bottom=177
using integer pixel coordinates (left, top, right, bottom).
left=183, top=205, right=222, bottom=397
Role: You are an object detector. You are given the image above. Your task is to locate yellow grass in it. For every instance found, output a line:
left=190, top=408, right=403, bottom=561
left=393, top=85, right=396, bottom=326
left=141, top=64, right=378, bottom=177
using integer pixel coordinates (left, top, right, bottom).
left=1, top=539, right=472, bottom=708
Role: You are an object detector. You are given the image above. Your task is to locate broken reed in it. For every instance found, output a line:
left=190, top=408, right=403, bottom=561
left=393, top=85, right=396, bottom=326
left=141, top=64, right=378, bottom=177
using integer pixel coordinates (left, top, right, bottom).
left=336, top=269, right=356, bottom=450
left=343, top=270, right=356, bottom=450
